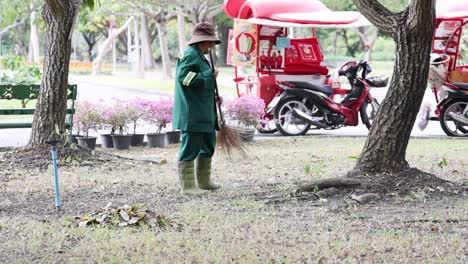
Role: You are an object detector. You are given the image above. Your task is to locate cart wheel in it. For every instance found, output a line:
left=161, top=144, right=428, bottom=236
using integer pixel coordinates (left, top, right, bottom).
left=360, top=98, right=380, bottom=129
left=274, top=97, right=312, bottom=136
left=439, top=100, right=468, bottom=137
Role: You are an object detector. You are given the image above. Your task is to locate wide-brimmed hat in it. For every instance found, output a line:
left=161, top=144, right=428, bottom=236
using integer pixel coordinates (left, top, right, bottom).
left=187, top=22, right=221, bottom=46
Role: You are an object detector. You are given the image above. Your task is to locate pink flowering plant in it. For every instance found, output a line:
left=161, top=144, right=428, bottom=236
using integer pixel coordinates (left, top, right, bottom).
left=74, top=100, right=102, bottom=137
left=226, top=95, right=265, bottom=128
left=101, top=99, right=130, bottom=135
left=143, top=97, right=173, bottom=134
left=126, top=97, right=148, bottom=134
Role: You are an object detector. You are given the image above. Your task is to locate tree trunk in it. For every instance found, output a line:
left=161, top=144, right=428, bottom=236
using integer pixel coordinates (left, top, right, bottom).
left=28, top=9, right=41, bottom=63
left=140, top=14, right=155, bottom=70
left=29, top=0, right=81, bottom=147
left=357, top=27, right=378, bottom=62
left=332, top=31, right=338, bottom=56
left=353, top=0, right=436, bottom=173
left=177, top=7, right=186, bottom=56
left=156, top=21, right=172, bottom=79
left=132, top=18, right=144, bottom=77
left=82, top=32, right=97, bottom=61
left=92, top=17, right=134, bottom=75
left=217, top=23, right=229, bottom=66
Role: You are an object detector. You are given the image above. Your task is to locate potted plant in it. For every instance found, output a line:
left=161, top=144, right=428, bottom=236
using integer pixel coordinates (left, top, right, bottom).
left=143, top=97, right=173, bottom=147
left=126, top=97, right=147, bottom=146
left=101, top=99, right=132, bottom=150
left=74, top=100, right=101, bottom=150
left=225, top=95, right=265, bottom=142
left=99, top=103, right=116, bottom=148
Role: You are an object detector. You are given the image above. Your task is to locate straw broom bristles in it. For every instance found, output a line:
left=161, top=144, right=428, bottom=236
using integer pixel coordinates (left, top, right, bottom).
left=210, top=50, right=248, bottom=157
left=216, top=118, right=248, bottom=157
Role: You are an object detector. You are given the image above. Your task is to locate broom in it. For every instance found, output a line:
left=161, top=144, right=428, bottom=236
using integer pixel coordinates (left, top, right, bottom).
left=209, top=50, right=248, bottom=157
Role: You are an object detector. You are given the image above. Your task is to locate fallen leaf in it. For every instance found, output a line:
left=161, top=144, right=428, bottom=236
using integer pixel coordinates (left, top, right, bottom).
left=120, top=210, right=130, bottom=222
left=129, top=217, right=139, bottom=225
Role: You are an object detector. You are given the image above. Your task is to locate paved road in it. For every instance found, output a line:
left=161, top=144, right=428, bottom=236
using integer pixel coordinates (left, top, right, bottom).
left=0, top=76, right=459, bottom=148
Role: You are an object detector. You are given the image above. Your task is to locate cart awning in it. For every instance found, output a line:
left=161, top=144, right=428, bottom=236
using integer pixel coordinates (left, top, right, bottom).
left=224, top=0, right=371, bottom=27
left=437, top=0, right=468, bottom=20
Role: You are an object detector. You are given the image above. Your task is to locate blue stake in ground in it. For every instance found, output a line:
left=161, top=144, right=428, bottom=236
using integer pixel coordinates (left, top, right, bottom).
left=47, top=140, right=61, bottom=209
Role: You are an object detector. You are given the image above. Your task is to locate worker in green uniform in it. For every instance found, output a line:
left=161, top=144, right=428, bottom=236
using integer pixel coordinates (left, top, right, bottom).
left=173, top=22, right=222, bottom=195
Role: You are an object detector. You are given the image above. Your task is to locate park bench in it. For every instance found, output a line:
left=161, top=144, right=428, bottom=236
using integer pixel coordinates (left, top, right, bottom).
left=0, top=84, right=77, bottom=130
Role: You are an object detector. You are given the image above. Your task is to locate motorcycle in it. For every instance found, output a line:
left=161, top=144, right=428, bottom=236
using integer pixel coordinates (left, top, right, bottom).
left=437, top=81, right=468, bottom=136
left=273, top=60, right=387, bottom=135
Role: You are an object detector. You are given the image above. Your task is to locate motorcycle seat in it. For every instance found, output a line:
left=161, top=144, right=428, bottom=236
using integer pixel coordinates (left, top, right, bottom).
left=287, top=81, right=333, bottom=95
left=452, top=82, right=468, bottom=91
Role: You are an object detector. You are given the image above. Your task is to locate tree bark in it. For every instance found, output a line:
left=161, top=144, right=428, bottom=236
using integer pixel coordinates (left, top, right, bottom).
left=82, top=32, right=97, bottom=61
left=29, top=0, right=81, bottom=147
left=353, top=0, right=436, bottom=173
left=156, top=21, right=172, bottom=79
left=140, top=14, right=155, bottom=70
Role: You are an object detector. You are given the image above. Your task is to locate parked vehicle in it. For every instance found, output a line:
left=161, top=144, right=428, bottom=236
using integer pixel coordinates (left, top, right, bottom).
left=437, top=80, right=468, bottom=136
left=224, top=0, right=372, bottom=135
left=273, top=60, right=387, bottom=135
left=423, top=1, right=468, bottom=137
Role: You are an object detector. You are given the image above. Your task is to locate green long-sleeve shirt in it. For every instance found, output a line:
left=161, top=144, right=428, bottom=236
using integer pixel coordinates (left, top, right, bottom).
left=173, top=45, right=216, bottom=132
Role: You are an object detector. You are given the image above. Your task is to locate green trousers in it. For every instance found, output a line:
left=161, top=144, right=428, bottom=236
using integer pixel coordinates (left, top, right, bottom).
left=178, top=131, right=216, bottom=161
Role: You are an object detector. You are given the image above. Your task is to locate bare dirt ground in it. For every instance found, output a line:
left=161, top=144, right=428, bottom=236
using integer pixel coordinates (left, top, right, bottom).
left=0, top=136, right=467, bottom=263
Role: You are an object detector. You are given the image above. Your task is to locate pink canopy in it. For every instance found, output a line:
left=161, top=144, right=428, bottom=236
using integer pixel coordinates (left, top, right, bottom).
left=224, top=0, right=362, bottom=25
left=437, top=0, right=468, bottom=20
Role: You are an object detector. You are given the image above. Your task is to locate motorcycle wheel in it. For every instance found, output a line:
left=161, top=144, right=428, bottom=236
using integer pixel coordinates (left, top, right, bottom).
left=274, top=97, right=313, bottom=136
left=360, top=98, right=380, bottom=129
left=439, top=99, right=468, bottom=137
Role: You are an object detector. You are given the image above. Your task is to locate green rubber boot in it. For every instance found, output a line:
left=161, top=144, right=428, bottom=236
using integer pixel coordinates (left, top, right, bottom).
left=196, top=158, right=221, bottom=190
left=178, top=161, right=208, bottom=195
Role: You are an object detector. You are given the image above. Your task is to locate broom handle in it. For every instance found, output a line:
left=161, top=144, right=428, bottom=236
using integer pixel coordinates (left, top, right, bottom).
left=209, top=50, right=225, bottom=124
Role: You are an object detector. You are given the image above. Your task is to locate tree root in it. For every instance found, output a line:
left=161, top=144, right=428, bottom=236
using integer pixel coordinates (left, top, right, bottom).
left=350, top=193, right=381, bottom=204
left=298, top=178, right=362, bottom=192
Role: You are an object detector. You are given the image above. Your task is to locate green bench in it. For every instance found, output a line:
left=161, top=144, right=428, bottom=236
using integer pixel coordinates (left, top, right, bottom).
left=0, top=84, right=77, bottom=129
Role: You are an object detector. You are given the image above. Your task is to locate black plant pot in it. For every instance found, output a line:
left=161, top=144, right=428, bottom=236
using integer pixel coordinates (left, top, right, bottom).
left=131, top=134, right=145, bottom=146
left=166, top=130, right=181, bottom=144
left=146, top=133, right=166, bottom=148
left=100, top=134, right=114, bottom=148
left=76, top=136, right=97, bottom=150
left=111, top=135, right=132, bottom=150
left=66, top=134, right=79, bottom=144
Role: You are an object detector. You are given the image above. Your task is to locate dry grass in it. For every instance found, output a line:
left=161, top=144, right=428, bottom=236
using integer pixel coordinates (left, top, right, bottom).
left=0, top=136, right=467, bottom=263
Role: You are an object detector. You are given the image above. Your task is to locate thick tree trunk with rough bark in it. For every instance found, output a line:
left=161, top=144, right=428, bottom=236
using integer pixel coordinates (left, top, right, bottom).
left=29, top=0, right=81, bottom=147
left=353, top=0, right=436, bottom=173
